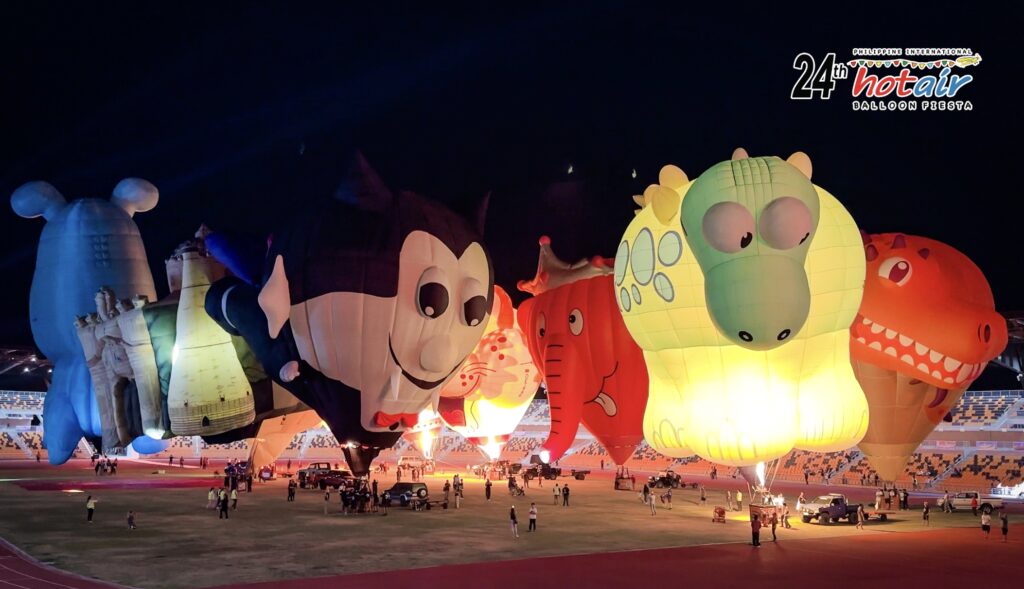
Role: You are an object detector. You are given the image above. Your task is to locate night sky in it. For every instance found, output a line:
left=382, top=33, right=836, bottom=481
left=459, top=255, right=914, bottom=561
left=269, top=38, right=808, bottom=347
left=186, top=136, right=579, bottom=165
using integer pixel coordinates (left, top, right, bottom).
left=2, top=3, right=1020, bottom=390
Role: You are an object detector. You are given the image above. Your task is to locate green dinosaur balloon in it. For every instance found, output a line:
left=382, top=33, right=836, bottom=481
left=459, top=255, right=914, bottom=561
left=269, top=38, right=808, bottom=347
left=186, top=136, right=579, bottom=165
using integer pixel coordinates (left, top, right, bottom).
left=680, top=149, right=819, bottom=350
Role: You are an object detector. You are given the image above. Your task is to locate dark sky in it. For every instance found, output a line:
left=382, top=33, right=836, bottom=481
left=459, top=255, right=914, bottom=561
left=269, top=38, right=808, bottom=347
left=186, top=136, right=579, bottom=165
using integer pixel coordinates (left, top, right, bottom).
left=2, top=3, right=1020, bottom=387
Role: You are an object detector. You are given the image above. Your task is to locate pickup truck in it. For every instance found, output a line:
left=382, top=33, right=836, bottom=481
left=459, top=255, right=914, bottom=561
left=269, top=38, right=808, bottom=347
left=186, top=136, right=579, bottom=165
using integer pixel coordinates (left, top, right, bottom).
left=308, top=468, right=355, bottom=490
left=937, top=491, right=1004, bottom=513
left=296, top=462, right=333, bottom=488
left=801, top=493, right=863, bottom=524
left=522, top=463, right=589, bottom=481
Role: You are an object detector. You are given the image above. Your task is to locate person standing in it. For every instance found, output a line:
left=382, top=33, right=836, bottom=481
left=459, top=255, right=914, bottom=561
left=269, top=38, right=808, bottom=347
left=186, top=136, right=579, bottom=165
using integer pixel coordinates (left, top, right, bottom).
left=981, top=511, right=992, bottom=539
left=127, top=510, right=137, bottom=530
left=287, top=479, right=296, bottom=502
left=86, top=496, right=97, bottom=523
left=287, top=458, right=292, bottom=471
left=444, top=480, right=451, bottom=503
left=770, top=512, right=778, bottom=541
left=528, top=503, right=538, bottom=532
left=231, top=488, right=238, bottom=510
left=664, top=488, right=673, bottom=510
left=971, top=496, right=979, bottom=517
left=736, top=490, right=743, bottom=511
left=179, top=456, right=184, bottom=468
left=485, top=479, right=492, bottom=501
left=750, top=514, right=761, bottom=547
left=553, top=484, right=560, bottom=505
left=648, top=491, right=657, bottom=516
left=169, top=454, right=174, bottom=466
left=510, top=506, right=519, bottom=538
left=323, top=488, right=331, bottom=516
left=856, top=504, right=865, bottom=530
left=642, top=483, right=651, bottom=506
left=999, top=511, right=1009, bottom=543
left=782, top=503, right=792, bottom=529
left=207, top=487, right=216, bottom=509
left=562, top=484, right=570, bottom=507
left=922, top=501, right=930, bottom=526
left=942, top=491, right=952, bottom=513
left=218, top=489, right=229, bottom=519
left=726, top=490, right=734, bottom=511
left=381, top=490, right=390, bottom=516
left=699, top=484, right=706, bottom=507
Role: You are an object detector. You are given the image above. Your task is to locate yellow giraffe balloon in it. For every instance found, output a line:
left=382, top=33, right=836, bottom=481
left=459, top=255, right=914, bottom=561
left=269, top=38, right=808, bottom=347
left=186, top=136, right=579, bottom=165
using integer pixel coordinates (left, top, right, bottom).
left=614, top=152, right=868, bottom=466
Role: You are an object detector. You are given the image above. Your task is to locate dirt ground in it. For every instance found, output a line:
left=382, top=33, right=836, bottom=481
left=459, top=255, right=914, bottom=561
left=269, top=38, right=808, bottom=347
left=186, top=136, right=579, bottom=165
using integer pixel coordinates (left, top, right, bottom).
left=0, top=459, right=1015, bottom=589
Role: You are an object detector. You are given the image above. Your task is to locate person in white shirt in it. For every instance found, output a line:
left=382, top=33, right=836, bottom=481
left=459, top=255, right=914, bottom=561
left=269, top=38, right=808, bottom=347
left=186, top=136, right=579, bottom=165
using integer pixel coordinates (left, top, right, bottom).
left=553, top=484, right=560, bottom=505
left=981, top=511, right=992, bottom=539
left=528, top=502, right=538, bottom=531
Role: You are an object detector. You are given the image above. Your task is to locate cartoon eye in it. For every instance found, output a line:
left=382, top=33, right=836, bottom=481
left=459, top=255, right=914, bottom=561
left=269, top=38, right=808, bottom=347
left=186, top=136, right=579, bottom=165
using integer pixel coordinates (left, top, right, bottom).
left=418, top=283, right=449, bottom=318
left=568, top=308, right=584, bottom=336
left=416, top=267, right=450, bottom=319
left=878, top=257, right=912, bottom=285
left=459, top=278, right=488, bottom=327
left=702, top=201, right=755, bottom=253
left=463, top=296, right=488, bottom=327
left=759, top=196, right=813, bottom=250
left=537, top=313, right=546, bottom=338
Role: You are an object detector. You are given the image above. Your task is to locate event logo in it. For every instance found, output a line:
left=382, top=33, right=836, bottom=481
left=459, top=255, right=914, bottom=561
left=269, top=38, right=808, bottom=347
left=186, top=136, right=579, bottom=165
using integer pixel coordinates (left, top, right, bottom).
left=791, top=49, right=980, bottom=112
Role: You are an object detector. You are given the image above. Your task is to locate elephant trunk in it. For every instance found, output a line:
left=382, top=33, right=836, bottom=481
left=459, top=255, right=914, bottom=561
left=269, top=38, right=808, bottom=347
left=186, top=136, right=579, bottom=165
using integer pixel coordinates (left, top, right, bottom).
left=540, top=343, right=583, bottom=463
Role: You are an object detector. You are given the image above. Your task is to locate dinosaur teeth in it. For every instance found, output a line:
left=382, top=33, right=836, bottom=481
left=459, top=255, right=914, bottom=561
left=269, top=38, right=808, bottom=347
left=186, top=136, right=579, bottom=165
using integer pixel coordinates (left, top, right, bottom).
left=862, top=317, right=872, bottom=325
left=856, top=337, right=867, bottom=345
left=943, top=377, right=955, bottom=384
left=869, top=341, right=883, bottom=351
left=929, top=350, right=943, bottom=363
left=901, top=355, right=915, bottom=366
left=884, top=347, right=897, bottom=357
left=870, top=323, right=886, bottom=334
left=885, top=329, right=897, bottom=340
left=943, top=357, right=962, bottom=372
left=955, top=363, right=973, bottom=383
left=915, top=343, right=929, bottom=356
left=931, top=370, right=943, bottom=380
left=917, top=363, right=930, bottom=374
left=899, top=335, right=913, bottom=346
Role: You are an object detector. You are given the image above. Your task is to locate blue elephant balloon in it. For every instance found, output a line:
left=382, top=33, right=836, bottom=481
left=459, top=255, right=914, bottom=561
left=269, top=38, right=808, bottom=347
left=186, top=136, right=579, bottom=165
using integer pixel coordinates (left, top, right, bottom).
left=11, top=179, right=159, bottom=464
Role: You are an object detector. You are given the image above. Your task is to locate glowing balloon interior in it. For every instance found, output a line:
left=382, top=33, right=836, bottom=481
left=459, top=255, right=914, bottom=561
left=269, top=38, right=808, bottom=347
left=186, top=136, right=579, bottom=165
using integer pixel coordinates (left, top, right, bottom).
left=615, top=151, right=868, bottom=467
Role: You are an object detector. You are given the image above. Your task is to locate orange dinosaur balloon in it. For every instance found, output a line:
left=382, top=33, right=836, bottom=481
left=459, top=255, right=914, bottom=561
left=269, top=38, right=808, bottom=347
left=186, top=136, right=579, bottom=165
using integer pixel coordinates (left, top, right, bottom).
left=851, top=233, right=1006, bottom=480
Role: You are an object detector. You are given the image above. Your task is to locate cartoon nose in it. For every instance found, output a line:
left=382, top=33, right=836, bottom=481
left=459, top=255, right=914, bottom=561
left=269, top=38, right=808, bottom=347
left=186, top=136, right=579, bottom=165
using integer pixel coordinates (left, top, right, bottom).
left=737, top=329, right=793, bottom=344
left=979, top=323, right=991, bottom=343
left=420, top=335, right=457, bottom=373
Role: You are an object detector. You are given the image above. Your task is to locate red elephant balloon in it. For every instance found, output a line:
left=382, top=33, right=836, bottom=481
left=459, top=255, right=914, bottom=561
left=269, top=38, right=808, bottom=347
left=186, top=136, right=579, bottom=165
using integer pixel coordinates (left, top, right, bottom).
left=517, top=236, right=648, bottom=465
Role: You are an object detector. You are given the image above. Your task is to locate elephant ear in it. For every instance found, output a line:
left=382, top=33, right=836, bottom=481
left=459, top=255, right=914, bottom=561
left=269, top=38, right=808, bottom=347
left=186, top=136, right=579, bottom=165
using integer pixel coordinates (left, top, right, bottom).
left=111, top=178, right=159, bottom=217
left=11, top=181, right=66, bottom=221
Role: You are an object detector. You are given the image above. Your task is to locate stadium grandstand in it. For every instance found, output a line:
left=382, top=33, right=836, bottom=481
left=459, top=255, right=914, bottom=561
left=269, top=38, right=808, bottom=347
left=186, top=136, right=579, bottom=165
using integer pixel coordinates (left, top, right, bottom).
left=3, top=338, right=1022, bottom=495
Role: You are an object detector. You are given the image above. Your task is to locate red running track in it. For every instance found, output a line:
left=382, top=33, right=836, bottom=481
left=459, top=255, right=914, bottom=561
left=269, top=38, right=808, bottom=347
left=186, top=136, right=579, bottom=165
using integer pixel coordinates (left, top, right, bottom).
left=0, top=539, right=128, bottom=589
left=5, top=527, right=1018, bottom=589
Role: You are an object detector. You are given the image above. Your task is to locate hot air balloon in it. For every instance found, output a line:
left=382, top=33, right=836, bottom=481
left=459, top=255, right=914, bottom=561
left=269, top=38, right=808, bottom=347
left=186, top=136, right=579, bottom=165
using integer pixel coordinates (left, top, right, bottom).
left=438, top=286, right=541, bottom=460
left=205, top=154, right=493, bottom=474
left=852, top=233, right=1006, bottom=481
left=614, top=150, right=868, bottom=467
left=11, top=178, right=159, bottom=464
left=516, top=237, right=648, bottom=465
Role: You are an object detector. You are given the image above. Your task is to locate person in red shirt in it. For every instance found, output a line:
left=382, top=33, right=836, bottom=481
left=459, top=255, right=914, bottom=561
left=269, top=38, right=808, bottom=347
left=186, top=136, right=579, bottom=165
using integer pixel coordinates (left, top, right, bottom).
left=971, top=496, right=979, bottom=517
left=751, top=514, right=762, bottom=547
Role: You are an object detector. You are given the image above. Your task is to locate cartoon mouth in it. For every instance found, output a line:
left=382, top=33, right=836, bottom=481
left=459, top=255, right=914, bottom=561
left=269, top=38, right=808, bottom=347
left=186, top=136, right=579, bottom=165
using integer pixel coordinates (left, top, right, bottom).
left=927, top=389, right=949, bottom=409
left=388, top=336, right=460, bottom=390
left=852, top=314, right=984, bottom=385
left=587, top=362, right=619, bottom=417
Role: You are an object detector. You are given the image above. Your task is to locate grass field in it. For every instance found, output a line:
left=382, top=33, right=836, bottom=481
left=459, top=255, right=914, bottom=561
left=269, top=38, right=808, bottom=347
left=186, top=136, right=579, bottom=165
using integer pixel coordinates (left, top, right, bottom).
left=0, top=459, right=1009, bottom=589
